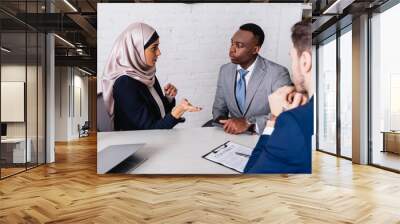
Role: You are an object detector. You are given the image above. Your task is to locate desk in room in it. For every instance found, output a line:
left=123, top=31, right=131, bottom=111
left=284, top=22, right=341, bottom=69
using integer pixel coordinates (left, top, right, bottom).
left=97, top=127, right=259, bottom=174
left=1, top=138, right=32, bottom=164
left=381, top=131, right=400, bottom=154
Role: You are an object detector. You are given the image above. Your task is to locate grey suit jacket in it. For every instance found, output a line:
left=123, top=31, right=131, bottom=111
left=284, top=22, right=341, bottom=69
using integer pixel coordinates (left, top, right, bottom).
left=212, top=55, right=292, bottom=134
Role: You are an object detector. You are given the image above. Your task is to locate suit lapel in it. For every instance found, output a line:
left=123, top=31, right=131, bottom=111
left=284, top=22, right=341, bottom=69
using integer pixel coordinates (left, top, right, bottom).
left=141, top=86, right=162, bottom=118
left=153, top=78, right=168, bottom=107
left=244, top=57, right=267, bottom=115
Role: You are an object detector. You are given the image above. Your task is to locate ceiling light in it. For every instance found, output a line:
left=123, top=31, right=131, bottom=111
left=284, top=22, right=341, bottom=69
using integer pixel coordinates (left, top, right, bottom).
left=54, top=34, right=75, bottom=48
left=63, top=0, right=78, bottom=12
left=78, top=67, right=93, bottom=76
left=1, top=47, right=11, bottom=53
left=322, top=0, right=354, bottom=15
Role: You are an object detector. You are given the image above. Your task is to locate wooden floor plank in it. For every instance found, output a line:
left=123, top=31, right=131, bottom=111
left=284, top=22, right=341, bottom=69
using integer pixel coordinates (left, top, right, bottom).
left=0, top=134, right=399, bottom=223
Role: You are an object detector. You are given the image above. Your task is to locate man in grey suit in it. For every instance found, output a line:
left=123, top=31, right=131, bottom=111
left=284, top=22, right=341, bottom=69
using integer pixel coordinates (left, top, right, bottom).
left=212, top=23, right=292, bottom=134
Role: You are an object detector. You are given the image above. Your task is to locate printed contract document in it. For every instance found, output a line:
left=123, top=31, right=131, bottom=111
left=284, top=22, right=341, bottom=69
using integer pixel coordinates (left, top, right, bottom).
left=203, top=141, right=254, bottom=173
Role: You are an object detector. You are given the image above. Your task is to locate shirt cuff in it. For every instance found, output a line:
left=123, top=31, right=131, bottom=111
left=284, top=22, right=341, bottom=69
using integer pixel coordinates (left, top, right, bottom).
left=166, top=95, right=174, bottom=103
left=255, top=123, right=260, bottom=134
left=262, top=126, right=274, bottom=136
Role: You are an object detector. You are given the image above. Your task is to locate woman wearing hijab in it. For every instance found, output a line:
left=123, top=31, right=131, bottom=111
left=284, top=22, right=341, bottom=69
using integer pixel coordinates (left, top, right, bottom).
left=101, top=22, right=201, bottom=131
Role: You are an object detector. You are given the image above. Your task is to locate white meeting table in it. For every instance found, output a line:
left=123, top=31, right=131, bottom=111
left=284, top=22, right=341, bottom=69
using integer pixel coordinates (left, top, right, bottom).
left=97, top=127, right=259, bottom=174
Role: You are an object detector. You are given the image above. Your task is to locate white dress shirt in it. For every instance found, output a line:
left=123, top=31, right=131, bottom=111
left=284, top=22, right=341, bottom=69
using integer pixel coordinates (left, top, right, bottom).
left=236, top=55, right=259, bottom=87
left=235, top=56, right=260, bottom=133
left=262, top=126, right=275, bottom=136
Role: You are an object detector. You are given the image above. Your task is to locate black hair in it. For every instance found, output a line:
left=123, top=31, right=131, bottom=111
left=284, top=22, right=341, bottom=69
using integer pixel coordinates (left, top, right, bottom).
left=239, top=23, right=265, bottom=47
left=144, top=31, right=159, bottom=50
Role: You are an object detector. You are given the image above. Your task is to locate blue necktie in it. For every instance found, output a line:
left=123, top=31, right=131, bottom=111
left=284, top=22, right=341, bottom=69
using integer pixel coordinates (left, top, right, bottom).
left=236, top=68, right=248, bottom=114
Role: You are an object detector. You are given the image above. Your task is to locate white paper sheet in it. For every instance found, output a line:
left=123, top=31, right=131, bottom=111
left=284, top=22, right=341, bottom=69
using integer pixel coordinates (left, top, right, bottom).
left=203, top=141, right=254, bottom=173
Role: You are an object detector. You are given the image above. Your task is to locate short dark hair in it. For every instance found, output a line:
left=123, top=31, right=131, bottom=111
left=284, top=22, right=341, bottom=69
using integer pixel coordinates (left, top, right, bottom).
left=144, top=31, right=159, bottom=50
left=239, top=23, right=265, bottom=47
left=291, top=19, right=311, bottom=56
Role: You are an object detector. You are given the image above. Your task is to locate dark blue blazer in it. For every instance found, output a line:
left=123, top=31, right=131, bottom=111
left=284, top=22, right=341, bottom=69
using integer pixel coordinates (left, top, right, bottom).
left=113, top=75, right=181, bottom=131
left=244, top=97, right=314, bottom=174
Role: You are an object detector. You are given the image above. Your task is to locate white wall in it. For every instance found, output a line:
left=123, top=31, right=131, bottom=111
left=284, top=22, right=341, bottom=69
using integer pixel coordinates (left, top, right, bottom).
left=55, top=67, right=69, bottom=141
left=1, top=65, right=26, bottom=139
left=55, top=67, right=89, bottom=141
left=1, top=63, right=46, bottom=163
left=72, top=73, right=89, bottom=138
left=1, top=65, right=37, bottom=137
left=98, top=3, right=303, bottom=128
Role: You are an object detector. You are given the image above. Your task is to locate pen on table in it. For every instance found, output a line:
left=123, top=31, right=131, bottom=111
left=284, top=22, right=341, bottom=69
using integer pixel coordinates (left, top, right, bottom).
left=235, top=152, right=250, bottom=158
left=214, top=143, right=228, bottom=153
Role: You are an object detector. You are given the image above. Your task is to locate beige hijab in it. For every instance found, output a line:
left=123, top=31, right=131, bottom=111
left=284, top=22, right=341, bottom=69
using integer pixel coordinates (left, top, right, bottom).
left=100, top=22, right=158, bottom=117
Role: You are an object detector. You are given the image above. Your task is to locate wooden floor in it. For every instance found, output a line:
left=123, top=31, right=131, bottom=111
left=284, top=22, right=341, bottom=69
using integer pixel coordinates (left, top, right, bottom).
left=1, top=163, right=45, bottom=178
left=373, top=151, right=400, bottom=171
left=1, top=134, right=400, bottom=224
left=1, top=167, right=26, bottom=178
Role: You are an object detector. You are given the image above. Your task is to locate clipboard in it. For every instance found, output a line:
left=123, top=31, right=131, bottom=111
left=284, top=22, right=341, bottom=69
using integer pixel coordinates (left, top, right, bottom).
left=202, top=141, right=253, bottom=173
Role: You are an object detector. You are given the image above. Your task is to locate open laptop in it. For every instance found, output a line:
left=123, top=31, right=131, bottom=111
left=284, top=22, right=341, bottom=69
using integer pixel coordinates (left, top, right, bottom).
left=97, top=143, right=148, bottom=174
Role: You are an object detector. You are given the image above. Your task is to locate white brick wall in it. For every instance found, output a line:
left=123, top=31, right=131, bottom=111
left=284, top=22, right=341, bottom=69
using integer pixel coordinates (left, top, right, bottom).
left=98, top=3, right=303, bottom=128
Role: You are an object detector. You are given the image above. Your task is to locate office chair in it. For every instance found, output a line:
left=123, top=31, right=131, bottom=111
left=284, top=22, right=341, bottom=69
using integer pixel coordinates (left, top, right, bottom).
left=78, top=121, right=90, bottom=138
